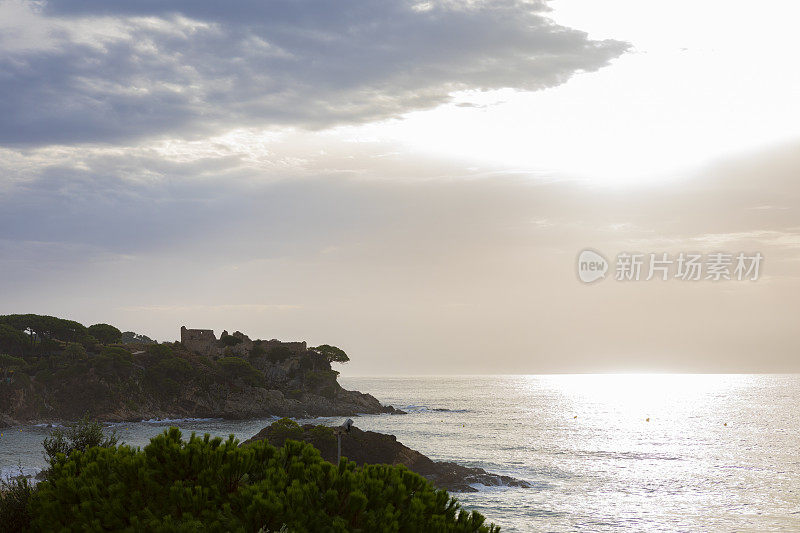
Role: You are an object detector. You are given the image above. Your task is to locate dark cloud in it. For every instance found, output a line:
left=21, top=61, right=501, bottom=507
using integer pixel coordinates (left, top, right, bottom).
left=0, top=0, right=627, bottom=145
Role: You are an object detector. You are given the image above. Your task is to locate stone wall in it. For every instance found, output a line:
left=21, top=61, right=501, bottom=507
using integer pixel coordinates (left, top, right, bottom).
left=180, top=326, right=308, bottom=359
left=180, top=326, right=219, bottom=357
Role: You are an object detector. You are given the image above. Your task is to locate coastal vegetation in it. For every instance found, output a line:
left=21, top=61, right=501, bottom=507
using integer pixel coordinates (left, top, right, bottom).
left=310, top=344, right=351, bottom=364
left=0, top=476, right=33, bottom=532
left=0, top=314, right=396, bottom=427
left=41, top=416, right=119, bottom=468
left=1, top=422, right=500, bottom=532
left=246, top=419, right=532, bottom=494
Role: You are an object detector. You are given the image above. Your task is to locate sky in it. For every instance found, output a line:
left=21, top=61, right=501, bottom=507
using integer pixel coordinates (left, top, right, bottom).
left=1, top=0, right=799, bottom=375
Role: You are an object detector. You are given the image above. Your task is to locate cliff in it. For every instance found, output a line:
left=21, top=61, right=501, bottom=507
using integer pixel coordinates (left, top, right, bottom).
left=243, top=419, right=531, bottom=493
left=0, top=374, right=397, bottom=428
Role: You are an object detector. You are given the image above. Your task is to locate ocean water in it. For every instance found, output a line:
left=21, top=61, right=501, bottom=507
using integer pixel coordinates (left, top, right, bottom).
left=2, top=374, right=799, bottom=532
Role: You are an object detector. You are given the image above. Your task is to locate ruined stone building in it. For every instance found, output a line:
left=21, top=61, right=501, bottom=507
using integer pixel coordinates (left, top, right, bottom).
left=180, top=326, right=307, bottom=359
left=180, top=326, right=218, bottom=356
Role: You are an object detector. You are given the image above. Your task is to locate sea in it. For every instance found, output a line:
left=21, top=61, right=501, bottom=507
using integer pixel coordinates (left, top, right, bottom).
left=1, top=374, right=799, bottom=532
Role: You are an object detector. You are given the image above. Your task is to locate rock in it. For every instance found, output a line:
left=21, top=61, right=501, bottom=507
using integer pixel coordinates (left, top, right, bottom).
left=242, top=421, right=530, bottom=493
left=0, top=378, right=402, bottom=426
left=0, top=341, right=402, bottom=425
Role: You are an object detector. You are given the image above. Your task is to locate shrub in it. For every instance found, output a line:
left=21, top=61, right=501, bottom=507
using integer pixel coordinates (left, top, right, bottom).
left=220, top=333, right=243, bottom=347
left=0, top=474, right=33, bottom=532
left=146, top=343, right=174, bottom=360
left=79, top=335, right=100, bottom=353
left=319, top=384, right=338, bottom=399
left=249, top=342, right=266, bottom=358
left=305, top=369, right=340, bottom=390
left=0, top=354, right=26, bottom=381
left=99, top=346, right=132, bottom=359
left=30, top=428, right=500, bottom=532
left=145, top=357, right=194, bottom=398
left=0, top=324, right=27, bottom=357
left=89, top=347, right=134, bottom=379
left=308, top=424, right=337, bottom=446
left=42, top=415, right=119, bottom=468
left=149, top=356, right=192, bottom=380
left=52, top=361, right=88, bottom=381
left=120, top=331, right=156, bottom=345
left=287, top=388, right=304, bottom=400
left=266, top=345, right=292, bottom=363
left=217, top=357, right=263, bottom=387
left=63, top=342, right=87, bottom=361
left=268, top=417, right=304, bottom=442
left=37, top=339, right=60, bottom=357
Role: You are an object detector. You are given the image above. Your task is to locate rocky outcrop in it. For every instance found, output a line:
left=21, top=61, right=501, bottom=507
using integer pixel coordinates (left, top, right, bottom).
left=242, top=421, right=530, bottom=493
left=1, top=316, right=399, bottom=427
left=0, top=346, right=401, bottom=427
left=0, top=377, right=400, bottom=427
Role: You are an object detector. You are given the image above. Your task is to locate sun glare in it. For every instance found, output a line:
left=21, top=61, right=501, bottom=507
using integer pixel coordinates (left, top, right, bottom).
left=340, top=0, right=800, bottom=187
left=544, top=373, right=738, bottom=420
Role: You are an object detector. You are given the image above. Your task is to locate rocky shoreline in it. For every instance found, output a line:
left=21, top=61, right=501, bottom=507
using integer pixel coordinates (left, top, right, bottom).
left=0, top=385, right=402, bottom=428
left=243, top=419, right=531, bottom=493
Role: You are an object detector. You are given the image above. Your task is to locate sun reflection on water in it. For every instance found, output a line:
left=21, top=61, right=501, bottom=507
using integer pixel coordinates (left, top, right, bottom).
left=543, top=373, right=739, bottom=418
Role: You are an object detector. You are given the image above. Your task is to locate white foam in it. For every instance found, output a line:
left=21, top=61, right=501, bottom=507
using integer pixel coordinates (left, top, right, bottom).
left=140, top=417, right=219, bottom=424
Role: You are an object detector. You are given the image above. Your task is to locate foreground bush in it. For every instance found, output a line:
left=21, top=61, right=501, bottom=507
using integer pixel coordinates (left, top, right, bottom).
left=42, top=415, right=118, bottom=467
left=30, top=428, right=499, bottom=532
left=0, top=475, right=34, bottom=532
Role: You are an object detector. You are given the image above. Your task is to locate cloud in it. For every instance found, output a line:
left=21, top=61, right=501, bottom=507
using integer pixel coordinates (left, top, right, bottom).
left=119, top=304, right=301, bottom=313
left=2, top=137, right=800, bottom=265
left=1, top=141, right=800, bottom=371
left=0, top=0, right=627, bottom=146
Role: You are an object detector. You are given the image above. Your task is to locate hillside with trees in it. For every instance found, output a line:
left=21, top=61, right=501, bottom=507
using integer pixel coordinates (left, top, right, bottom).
left=0, top=314, right=397, bottom=427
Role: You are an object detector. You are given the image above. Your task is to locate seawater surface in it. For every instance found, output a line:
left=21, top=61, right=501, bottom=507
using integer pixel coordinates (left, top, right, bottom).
left=2, top=374, right=799, bottom=531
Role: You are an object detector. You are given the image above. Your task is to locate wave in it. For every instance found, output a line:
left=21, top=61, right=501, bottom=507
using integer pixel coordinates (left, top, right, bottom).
left=396, top=405, right=471, bottom=414
left=1, top=465, right=42, bottom=481
left=140, top=417, right=221, bottom=424
left=578, top=450, right=683, bottom=462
